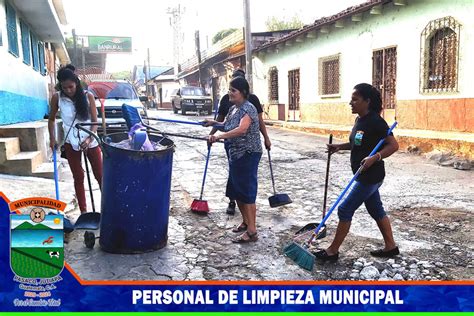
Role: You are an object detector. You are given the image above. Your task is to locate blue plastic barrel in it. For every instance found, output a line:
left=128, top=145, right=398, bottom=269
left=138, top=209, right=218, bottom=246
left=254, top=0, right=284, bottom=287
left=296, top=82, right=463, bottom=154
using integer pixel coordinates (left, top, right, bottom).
left=99, top=132, right=174, bottom=253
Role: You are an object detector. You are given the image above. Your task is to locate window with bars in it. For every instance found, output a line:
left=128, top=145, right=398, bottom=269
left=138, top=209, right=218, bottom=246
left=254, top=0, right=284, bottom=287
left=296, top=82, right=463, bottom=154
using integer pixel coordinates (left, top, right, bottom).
left=39, top=42, right=46, bottom=75
left=319, top=54, right=340, bottom=96
left=420, top=16, right=460, bottom=93
left=31, top=32, right=39, bottom=72
left=20, top=20, right=31, bottom=65
left=6, top=2, right=19, bottom=57
left=268, top=67, right=279, bottom=104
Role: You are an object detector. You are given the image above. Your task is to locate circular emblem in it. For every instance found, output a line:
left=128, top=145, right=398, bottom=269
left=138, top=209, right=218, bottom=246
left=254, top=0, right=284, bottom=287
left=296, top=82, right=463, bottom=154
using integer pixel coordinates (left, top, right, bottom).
left=112, top=110, right=117, bottom=114
left=30, top=207, right=46, bottom=223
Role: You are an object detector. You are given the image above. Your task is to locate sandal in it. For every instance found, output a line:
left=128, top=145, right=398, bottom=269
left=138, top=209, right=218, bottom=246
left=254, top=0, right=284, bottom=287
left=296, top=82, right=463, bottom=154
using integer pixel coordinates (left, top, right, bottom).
left=232, top=231, right=258, bottom=243
left=313, top=249, right=339, bottom=262
left=370, top=247, right=400, bottom=258
left=232, top=223, right=248, bottom=233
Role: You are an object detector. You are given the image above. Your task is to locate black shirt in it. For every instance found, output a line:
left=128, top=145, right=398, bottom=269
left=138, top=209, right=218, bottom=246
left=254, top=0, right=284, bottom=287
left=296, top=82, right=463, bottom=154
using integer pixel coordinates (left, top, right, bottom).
left=218, top=94, right=263, bottom=117
left=349, top=111, right=391, bottom=184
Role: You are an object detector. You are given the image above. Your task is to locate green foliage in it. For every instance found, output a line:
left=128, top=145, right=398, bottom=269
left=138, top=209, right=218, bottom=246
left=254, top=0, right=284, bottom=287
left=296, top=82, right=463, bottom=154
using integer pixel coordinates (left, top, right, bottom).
left=65, top=37, right=84, bottom=49
left=212, top=28, right=238, bottom=44
left=111, top=70, right=132, bottom=80
left=265, top=15, right=304, bottom=31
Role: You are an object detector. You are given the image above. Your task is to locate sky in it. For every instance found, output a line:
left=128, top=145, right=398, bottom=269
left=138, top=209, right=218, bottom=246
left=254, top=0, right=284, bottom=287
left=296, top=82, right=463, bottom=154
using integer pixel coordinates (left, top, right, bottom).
left=11, top=215, right=63, bottom=229
left=62, top=0, right=366, bottom=73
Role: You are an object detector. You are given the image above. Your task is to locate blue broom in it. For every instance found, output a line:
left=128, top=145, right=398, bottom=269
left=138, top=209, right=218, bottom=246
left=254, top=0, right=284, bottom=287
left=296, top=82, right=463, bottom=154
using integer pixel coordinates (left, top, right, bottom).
left=121, top=104, right=224, bottom=142
left=284, top=122, right=398, bottom=271
left=52, top=145, right=74, bottom=233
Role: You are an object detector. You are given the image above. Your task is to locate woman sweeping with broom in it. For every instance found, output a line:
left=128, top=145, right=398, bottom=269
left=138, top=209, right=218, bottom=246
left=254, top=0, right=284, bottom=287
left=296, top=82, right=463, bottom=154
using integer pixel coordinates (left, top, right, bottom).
left=48, top=66, right=102, bottom=215
left=315, top=83, right=399, bottom=261
left=206, top=77, right=262, bottom=243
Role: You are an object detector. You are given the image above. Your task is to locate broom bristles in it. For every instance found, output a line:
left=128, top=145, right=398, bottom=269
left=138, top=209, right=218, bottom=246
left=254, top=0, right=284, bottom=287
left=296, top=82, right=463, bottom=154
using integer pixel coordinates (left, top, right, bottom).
left=283, top=241, right=315, bottom=271
left=190, top=199, right=209, bottom=213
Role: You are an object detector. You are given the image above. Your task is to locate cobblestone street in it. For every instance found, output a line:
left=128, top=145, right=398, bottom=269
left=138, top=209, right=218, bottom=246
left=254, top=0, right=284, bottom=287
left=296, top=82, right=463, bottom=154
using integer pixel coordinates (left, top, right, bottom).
left=58, top=111, right=473, bottom=281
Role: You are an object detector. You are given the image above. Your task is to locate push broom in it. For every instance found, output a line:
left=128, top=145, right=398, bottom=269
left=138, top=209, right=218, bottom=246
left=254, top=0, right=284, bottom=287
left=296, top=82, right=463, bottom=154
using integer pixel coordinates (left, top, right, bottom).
left=284, top=122, right=398, bottom=271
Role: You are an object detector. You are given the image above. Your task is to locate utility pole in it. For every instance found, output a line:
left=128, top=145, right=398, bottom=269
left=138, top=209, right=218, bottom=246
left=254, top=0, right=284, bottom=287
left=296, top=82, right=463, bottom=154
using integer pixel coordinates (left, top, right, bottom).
left=147, top=48, right=153, bottom=108
left=167, top=5, right=184, bottom=79
left=147, top=48, right=151, bottom=82
left=195, top=30, right=202, bottom=88
left=72, top=28, right=77, bottom=66
left=144, top=59, right=148, bottom=100
left=243, top=0, right=253, bottom=90
left=81, top=38, right=85, bottom=74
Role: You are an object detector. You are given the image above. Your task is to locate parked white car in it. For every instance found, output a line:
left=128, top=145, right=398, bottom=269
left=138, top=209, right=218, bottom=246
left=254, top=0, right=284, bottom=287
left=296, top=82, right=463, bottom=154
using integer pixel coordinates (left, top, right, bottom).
left=88, top=80, right=147, bottom=134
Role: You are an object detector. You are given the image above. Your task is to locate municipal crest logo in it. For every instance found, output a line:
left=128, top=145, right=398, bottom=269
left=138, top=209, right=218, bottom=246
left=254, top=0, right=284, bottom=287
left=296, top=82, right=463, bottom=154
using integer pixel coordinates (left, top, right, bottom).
left=10, top=200, right=65, bottom=278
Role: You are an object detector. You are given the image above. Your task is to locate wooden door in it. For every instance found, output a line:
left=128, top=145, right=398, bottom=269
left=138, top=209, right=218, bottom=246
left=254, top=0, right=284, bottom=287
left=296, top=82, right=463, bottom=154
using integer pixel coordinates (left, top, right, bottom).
left=288, top=69, right=300, bottom=122
left=373, top=47, right=397, bottom=123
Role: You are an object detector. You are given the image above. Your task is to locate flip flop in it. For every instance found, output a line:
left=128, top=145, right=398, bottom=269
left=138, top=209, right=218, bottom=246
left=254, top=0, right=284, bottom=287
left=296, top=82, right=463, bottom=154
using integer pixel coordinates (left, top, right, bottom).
left=232, top=223, right=248, bottom=233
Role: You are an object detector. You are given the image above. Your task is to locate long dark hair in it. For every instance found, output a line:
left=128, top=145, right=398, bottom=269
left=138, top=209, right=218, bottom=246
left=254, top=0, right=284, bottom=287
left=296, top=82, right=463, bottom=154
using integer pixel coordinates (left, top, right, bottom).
left=353, top=83, right=383, bottom=114
left=57, top=67, right=89, bottom=120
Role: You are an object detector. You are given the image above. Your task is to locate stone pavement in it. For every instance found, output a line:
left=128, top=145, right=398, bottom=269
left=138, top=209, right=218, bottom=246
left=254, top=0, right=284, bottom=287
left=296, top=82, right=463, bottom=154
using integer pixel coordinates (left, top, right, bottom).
left=1, top=111, right=473, bottom=281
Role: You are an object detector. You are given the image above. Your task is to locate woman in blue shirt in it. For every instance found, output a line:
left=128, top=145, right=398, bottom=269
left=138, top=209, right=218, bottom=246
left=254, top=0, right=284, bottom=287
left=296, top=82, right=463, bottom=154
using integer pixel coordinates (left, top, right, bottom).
left=207, top=77, right=262, bottom=243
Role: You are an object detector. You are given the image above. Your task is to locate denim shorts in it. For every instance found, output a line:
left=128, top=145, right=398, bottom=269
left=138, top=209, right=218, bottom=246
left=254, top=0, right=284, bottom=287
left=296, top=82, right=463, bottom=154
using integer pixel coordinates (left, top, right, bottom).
left=337, top=181, right=386, bottom=222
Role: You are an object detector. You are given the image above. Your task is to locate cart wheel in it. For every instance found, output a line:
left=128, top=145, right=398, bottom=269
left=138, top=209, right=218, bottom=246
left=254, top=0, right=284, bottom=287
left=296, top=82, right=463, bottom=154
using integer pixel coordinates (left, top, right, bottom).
left=84, top=231, right=95, bottom=249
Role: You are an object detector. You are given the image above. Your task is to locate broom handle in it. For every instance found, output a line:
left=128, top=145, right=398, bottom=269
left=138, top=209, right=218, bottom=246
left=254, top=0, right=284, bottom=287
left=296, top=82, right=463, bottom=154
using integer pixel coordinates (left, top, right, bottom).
left=148, top=117, right=224, bottom=128
left=322, top=134, right=333, bottom=218
left=199, top=145, right=211, bottom=200
left=100, top=99, right=107, bottom=136
left=307, top=122, right=397, bottom=244
left=83, top=151, right=96, bottom=213
left=139, top=116, right=225, bottom=143
left=267, top=149, right=277, bottom=195
left=53, top=145, right=60, bottom=201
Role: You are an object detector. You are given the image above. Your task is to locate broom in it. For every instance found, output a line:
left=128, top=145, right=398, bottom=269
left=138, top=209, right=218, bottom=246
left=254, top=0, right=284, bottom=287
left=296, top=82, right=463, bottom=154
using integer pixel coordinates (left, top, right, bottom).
left=52, top=145, right=74, bottom=233
left=190, top=105, right=219, bottom=213
left=284, top=122, right=398, bottom=271
left=190, top=144, right=212, bottom=213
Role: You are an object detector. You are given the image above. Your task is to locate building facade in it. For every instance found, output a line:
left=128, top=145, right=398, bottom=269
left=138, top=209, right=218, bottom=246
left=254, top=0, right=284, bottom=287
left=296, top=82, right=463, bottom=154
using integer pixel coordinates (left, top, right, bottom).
left=253, top=0, right=474, bottom=134
left=0, top=0, right=69, bottom=125
left=178, top=29, right=295, bottom=106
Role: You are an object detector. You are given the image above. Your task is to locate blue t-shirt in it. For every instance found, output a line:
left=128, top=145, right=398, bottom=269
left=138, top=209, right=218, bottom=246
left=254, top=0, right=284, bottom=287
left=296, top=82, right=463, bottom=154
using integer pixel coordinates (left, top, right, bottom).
left=224, top=100, right=262, bottom=161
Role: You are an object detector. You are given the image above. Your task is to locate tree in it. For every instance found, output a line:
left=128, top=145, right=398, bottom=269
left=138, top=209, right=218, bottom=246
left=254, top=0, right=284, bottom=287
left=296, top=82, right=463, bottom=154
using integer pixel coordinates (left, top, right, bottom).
left=212, top=28, right=238, bottom=44
left=265, top=16, right=304, bottom=31
left=111, top=70, right=132, bottom=80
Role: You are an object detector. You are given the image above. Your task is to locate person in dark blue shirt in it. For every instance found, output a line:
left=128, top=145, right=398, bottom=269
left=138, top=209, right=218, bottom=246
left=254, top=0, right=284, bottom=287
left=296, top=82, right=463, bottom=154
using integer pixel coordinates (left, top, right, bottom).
left=315, top=83, right=400, bottom=261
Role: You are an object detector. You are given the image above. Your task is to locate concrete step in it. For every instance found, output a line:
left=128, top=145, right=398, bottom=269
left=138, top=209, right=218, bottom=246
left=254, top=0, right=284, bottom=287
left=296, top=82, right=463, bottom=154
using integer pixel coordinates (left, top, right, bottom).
left=0, top=119, right=63, bottom=163
left=0, top=137, right=21, bottom=163
left=31, top=161, right=69, bottom=180
left=32, top=162, right=55, bottom=179
left=0, top=151, right=43, bottom=176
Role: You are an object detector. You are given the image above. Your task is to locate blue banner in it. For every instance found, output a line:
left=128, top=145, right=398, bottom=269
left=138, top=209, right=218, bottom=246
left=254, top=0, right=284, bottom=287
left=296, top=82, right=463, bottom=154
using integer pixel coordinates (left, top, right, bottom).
left=0, top=193, right=472, bottom=313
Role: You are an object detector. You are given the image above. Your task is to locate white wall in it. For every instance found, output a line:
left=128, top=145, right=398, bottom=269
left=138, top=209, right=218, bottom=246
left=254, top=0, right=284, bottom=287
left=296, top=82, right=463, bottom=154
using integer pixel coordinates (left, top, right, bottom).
left=253, top=0, right=474, bottom=105
left=160, top=81, right=180, bottom=103
left=0, top=0, right=48, bottom=99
